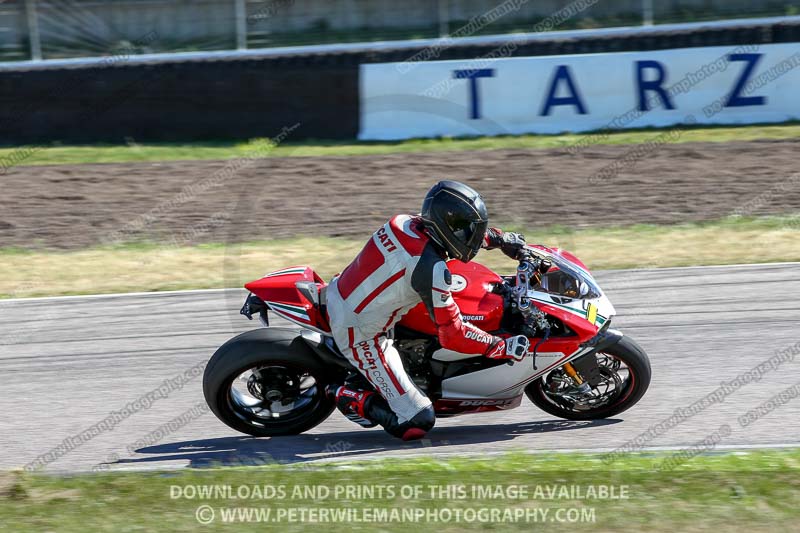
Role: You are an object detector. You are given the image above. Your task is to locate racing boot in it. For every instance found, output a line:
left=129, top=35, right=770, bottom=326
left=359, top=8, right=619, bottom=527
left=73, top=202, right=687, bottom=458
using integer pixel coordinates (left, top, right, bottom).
left=363, top=394, right=436, bottom=441
left=330, top=386, right=378, bottom=428
left=327, top=386, right=435, bottom=440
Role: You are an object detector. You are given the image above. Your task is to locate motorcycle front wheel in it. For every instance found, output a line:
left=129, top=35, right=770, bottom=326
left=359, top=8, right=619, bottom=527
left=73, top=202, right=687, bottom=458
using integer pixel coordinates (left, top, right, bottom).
left=525, top=335, right=651, bottom=420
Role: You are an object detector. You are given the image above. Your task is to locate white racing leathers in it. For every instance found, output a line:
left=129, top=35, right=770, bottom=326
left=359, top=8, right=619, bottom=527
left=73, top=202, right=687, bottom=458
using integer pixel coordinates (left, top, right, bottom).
left=326, top=214, right=506, bottom=424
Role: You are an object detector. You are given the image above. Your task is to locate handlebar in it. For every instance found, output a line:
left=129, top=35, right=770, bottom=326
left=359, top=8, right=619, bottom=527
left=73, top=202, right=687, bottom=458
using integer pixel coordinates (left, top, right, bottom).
left=513, top=253, right=549, bottom=318
left=513, top=250, right=552, bottom=370
left=517, top=248, right=552, bottom=274
left=514, top=251, right=552, bottom=300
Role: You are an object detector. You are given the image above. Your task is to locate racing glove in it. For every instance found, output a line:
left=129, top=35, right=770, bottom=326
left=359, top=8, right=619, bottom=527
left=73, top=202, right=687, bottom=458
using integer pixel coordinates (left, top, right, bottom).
left=486, top=335, right=530, bottom=362
left=484, top=228, right=526, bottom=259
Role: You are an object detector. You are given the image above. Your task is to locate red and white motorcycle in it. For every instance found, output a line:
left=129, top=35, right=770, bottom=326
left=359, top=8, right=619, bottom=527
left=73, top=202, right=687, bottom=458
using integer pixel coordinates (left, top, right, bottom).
left=203, top=245, right=651, bottom=436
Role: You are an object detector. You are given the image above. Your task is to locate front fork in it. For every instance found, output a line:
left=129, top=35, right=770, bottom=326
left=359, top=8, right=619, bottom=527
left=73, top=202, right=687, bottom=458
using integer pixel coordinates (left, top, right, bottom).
left=563, top=362, right=593, bottom=394
left=561, top=329, right=624, bottom=392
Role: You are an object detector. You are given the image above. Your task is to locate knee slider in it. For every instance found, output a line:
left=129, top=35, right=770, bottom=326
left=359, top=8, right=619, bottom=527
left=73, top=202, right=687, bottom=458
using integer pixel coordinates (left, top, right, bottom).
left=382, top=405, right=436, bottom=440
left=399, top=408, right=435, bottom=441
left=409, top=405, right=436, bottom=432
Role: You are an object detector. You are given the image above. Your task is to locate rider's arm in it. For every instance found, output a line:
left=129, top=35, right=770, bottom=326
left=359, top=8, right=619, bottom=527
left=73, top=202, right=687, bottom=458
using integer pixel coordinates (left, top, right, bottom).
left=411, top=244, right=506, bottom=357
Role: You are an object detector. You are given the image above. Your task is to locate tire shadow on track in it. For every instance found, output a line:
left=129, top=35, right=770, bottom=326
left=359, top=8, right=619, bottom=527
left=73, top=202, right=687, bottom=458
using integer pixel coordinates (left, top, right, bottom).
left=112, top=418, right=621, bottom=469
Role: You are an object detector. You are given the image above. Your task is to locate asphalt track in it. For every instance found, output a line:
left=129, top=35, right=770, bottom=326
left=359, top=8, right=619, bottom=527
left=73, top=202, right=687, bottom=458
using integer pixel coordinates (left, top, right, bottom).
left=1, top=263, right=799, bottom=473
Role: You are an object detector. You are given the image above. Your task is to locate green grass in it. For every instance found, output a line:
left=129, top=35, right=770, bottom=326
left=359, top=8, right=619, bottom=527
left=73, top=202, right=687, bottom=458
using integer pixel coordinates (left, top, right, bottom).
left=2, top=450, right=799, bottom=531
left=1, top=123, right=798, bottom=168
left=1, top=216, right=798, bottom=299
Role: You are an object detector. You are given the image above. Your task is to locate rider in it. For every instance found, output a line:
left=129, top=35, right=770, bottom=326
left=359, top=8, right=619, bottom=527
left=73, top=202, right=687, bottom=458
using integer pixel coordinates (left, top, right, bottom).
left=325, top=180, right=530, bottom=441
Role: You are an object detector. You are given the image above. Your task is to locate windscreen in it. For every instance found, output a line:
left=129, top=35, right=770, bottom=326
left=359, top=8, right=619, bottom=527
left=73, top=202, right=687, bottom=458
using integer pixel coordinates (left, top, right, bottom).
left=536, top=251, right=602, bottom=300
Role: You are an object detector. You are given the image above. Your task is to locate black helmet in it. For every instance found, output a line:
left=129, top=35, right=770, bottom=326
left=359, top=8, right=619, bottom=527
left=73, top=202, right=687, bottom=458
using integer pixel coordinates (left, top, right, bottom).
left=420, top=180, right=489, bottom=262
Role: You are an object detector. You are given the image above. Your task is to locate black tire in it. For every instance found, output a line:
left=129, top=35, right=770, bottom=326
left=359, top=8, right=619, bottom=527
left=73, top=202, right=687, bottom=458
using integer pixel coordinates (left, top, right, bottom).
left=203, top=327, right=336, bottom=437
left=525, top=335, right=651, bottom=420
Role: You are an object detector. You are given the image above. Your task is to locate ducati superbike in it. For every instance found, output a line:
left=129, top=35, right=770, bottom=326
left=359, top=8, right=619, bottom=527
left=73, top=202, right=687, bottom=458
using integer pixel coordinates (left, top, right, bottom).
left=203, top=245, right=651, bottom=436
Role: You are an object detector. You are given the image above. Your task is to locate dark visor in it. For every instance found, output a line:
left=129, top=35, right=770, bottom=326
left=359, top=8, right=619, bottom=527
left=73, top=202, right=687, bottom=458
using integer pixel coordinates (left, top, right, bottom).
left=448, top=216, right=488, bottom=250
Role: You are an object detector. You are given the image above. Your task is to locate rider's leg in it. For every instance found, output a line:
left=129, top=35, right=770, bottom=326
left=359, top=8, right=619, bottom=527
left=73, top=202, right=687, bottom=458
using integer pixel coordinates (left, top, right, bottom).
left=364, top=393, right=435, bottom=440
left=336, top=332, right=435, bottom=440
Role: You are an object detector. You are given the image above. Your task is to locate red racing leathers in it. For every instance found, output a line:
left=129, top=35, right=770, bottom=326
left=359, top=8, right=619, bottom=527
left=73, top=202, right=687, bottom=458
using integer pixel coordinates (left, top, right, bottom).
left=325, top=214, right=512, bottom=432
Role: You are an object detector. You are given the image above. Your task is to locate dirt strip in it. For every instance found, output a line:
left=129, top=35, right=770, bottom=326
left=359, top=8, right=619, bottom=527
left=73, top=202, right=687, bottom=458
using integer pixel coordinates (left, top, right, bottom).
left=1, top=139, right=798, bottom=250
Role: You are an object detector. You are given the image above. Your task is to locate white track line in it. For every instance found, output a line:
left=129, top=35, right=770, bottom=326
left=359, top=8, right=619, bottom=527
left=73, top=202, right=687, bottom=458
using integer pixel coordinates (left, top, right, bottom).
left=1, top=262, right=797, bottom=305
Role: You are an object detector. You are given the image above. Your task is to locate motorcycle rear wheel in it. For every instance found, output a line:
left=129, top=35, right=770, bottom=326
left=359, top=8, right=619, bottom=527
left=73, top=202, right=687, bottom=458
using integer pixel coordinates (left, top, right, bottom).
left=525, top=335, right=651, bottom=420
left=203, top=328, right=336, bottom=437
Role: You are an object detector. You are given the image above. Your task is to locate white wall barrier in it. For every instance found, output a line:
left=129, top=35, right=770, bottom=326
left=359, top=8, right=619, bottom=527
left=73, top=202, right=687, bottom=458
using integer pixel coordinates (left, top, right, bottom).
left=359, top=42, right=800, bottom=140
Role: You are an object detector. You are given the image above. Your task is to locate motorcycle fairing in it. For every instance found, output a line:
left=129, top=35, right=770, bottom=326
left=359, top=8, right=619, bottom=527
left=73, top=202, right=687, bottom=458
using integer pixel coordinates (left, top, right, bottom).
left=528, top=246, right=616, bottom=331
left=434, top=248, right=617, bottom=401
left=398, top=260, right=505, bottom=335
left=438, top=343, right=597, bottom=399
left=245, top=266, right=331, bottom=334
left=432, top=395, right=523, bottom=417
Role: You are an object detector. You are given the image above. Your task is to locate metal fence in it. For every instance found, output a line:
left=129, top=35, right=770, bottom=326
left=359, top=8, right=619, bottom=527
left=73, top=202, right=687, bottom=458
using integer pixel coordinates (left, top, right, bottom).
left=1, top=0, right=798, bottom=62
